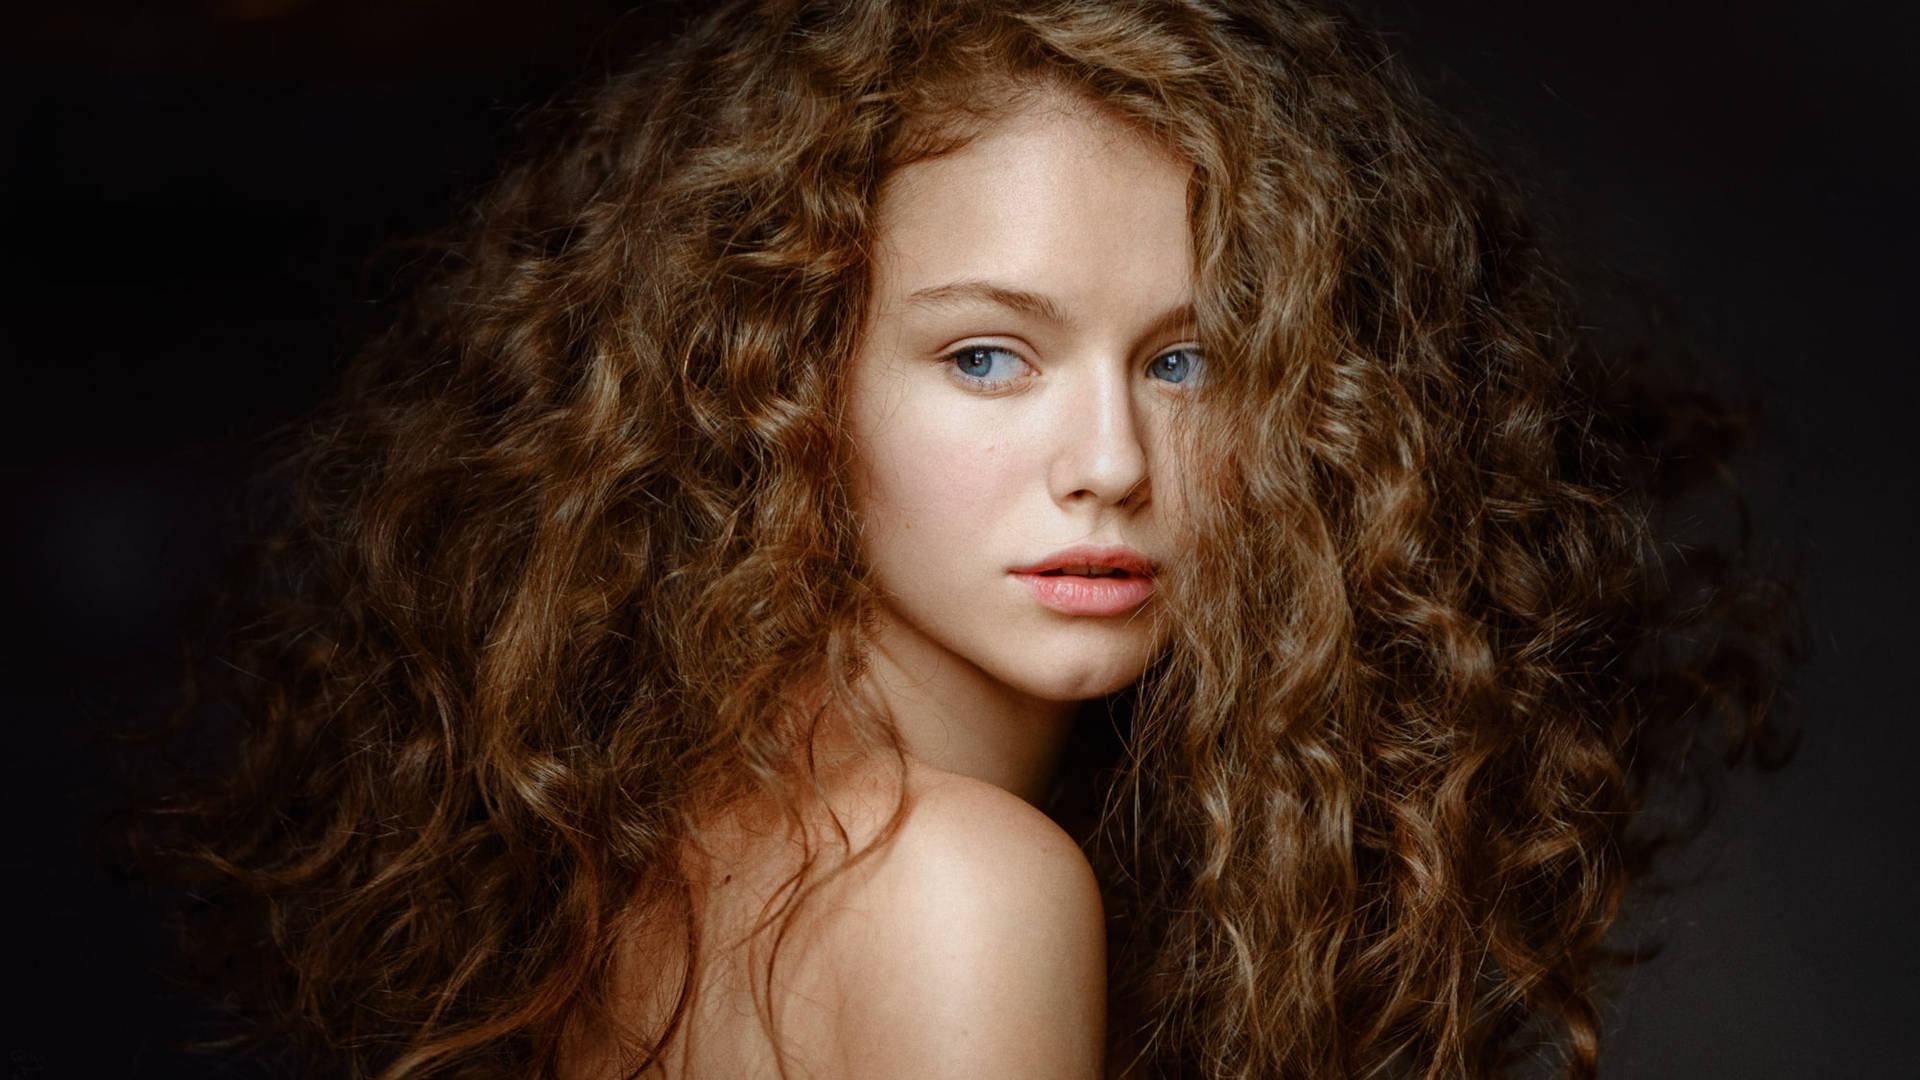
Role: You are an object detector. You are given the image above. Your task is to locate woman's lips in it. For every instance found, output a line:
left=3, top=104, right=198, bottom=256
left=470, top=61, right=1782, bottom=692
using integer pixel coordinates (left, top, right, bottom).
left=1011, top=570, right=1156, bottom=616
left=1009, top=544, right=1158, bottom=616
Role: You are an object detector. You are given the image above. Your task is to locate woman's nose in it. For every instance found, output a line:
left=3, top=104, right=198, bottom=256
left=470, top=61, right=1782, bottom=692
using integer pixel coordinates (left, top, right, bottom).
left=1048, top=362, right=1149, bottom=509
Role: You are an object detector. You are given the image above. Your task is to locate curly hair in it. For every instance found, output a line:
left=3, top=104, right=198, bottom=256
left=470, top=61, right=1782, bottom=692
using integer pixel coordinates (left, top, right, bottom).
left=138, top=1, right=1792, bottom=1077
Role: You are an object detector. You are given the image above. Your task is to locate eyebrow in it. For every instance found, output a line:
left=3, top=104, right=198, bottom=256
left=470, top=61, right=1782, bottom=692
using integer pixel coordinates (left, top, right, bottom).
left=904, top=280, right=1068, bottom=324
left=902, top=279, right=1196, bottom=341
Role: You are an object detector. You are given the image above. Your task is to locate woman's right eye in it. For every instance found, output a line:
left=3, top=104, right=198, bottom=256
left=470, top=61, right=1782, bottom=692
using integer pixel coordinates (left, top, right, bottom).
left=946, top=345, right=1031, bottom=385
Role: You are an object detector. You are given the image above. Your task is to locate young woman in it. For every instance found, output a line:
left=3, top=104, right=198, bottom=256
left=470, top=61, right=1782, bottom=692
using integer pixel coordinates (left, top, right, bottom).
left=148, top=1, right=1787, bottom=1077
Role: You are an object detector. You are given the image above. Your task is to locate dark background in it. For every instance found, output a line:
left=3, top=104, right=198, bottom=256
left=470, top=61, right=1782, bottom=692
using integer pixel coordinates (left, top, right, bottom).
left=3, top=1, right=1913, bottom=1076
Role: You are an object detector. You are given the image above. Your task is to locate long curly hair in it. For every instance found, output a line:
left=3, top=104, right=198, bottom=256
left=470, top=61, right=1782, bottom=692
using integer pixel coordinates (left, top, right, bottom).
left=137, top=1, right=1792, bottom=1077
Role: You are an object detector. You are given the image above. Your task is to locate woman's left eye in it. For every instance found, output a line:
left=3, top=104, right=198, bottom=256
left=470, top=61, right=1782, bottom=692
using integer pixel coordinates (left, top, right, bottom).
left=946, top=345, right=1030, bottom=384
left=1147, top=348, right=1203, bottom=384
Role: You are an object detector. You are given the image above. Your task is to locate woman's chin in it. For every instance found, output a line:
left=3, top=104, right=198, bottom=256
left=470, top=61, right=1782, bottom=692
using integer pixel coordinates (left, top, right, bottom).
left=995, top=652, right=1154, bottom=704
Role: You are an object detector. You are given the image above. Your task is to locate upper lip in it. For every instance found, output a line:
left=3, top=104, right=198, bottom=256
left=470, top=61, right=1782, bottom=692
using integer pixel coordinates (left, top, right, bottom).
left=1010, top=544, right=1157, bottom=577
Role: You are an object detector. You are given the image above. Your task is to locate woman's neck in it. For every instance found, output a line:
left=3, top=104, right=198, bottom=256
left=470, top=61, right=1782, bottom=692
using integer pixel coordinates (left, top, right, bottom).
left=855, top=614, right=1078, bottom=805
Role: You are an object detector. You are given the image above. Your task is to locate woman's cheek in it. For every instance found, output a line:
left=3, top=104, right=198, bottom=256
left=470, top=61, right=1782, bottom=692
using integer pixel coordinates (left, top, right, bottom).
left=866, top=441, right=1015, bottom=556
left=865, top=396, right=1021, bottom=540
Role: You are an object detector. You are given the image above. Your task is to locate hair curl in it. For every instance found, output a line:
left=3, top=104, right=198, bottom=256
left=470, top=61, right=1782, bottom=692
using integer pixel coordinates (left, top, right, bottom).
left=136, top=1, right=1793, bottom=1077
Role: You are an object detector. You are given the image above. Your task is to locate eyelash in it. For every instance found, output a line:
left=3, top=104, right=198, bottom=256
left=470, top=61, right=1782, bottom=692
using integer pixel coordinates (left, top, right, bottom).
left=942, top=345, right=1203, bottom=390
left=945, top=345, right=1030, bottom=387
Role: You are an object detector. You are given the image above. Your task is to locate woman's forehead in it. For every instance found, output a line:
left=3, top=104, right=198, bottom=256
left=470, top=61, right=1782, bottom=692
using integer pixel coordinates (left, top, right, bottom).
left=872, top=92, right=1193, bottom=287
left=862, top=91, right=1195, bottom=349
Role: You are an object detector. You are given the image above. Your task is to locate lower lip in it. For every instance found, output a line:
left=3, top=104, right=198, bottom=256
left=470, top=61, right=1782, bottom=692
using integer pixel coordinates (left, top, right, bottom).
left=1011, top=572, right=1156, bottom=616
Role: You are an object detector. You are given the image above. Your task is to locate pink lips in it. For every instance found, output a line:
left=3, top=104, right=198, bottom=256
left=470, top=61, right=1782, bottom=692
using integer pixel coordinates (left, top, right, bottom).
left=1010, top=544, right=1157, bottom=617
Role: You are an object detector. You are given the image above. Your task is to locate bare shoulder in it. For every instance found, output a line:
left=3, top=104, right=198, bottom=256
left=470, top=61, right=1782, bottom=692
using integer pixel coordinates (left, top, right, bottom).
left=585, top=761, right=1108, bottom=1079
left=805, top=762, right=1107, bottom=1078
left=872, top=762, right=1103, bottom=916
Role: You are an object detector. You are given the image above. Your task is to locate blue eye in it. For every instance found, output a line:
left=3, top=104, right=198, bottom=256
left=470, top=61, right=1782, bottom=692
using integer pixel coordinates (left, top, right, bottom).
left=948, top=345, right=1028, bottom=383
left=1148, top=348, right=1202, bottom=384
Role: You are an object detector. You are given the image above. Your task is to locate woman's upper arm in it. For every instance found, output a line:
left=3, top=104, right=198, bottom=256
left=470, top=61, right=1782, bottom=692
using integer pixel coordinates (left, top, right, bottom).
left=820, top=773, right=1107, bottom=1079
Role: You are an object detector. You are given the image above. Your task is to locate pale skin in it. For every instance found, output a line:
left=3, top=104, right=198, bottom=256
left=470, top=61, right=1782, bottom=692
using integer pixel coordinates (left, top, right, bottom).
left=574, top=87, right=1198, bottom=1079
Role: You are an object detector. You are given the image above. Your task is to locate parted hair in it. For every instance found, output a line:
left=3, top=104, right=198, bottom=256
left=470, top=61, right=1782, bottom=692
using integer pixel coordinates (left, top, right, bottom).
left=140, top=1, right=1791, bottom=1077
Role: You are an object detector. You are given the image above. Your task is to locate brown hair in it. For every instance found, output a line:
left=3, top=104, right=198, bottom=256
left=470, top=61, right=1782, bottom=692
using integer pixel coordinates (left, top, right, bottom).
left=139, top=1, right=1791, bottom=1077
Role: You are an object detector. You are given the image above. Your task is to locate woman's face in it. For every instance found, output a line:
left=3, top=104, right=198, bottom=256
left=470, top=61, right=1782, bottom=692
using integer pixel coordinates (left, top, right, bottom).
left=846, top=89, right=1198, bottom=705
